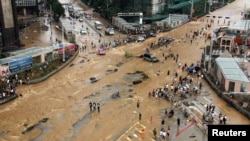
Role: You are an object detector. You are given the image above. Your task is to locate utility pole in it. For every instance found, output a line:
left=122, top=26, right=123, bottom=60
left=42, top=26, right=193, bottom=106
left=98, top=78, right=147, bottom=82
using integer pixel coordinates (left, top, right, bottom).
left=208, top=0, right=212, bottom=13
left=190, top=0, right=194, bottom=20
left=204, top=1, right=207, bottom=13
left=62, top=23, right=65, bottom=62
left=208, top=34, right=214, bottom=73
left=50, top=5, right=53, bottom=45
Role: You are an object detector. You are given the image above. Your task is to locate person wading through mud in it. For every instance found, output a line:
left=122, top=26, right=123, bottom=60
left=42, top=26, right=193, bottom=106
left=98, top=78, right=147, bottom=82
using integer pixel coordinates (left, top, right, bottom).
left=137, top=100, right=140, bottom=109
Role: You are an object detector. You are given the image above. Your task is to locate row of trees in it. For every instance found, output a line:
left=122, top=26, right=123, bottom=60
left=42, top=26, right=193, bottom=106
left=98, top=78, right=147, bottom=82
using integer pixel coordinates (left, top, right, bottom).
left=81, top=0, right=235, bottom=21
left=39, top=0, right=64, bottom=21
left=38, top=0, right=235, bottom=22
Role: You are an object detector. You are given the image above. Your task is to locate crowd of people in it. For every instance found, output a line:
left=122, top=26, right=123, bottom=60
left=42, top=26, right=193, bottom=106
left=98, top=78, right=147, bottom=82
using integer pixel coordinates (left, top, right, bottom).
left=0, top=74, right=19, bottom=103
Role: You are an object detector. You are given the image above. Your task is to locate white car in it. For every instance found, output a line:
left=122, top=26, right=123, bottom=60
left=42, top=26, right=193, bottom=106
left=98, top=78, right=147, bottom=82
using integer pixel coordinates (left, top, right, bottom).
left=80, top=28, right=87, bottom=35
left=105, top=28, right=115, bottom=35
left=79, top=18, right=83, bottom=22
left=137, top=36, right=145, bottom=42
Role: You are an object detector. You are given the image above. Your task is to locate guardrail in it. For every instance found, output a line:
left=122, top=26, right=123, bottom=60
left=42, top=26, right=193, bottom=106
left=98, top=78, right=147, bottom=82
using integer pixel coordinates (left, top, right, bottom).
left=179, top=102, right=208, bottom=135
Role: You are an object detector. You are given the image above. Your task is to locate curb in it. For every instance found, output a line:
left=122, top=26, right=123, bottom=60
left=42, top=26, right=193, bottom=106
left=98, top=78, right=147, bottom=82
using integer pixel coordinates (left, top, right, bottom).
left=25, top=49, right=79, bottom=84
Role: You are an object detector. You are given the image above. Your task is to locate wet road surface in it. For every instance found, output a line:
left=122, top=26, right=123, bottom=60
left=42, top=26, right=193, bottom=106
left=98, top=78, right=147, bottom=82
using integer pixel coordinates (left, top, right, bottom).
left=0, top=0, right=250, bottom=141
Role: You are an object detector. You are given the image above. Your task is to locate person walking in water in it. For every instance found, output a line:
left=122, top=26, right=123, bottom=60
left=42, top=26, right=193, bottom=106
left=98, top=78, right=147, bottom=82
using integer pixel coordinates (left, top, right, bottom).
left=97, top=103, right=100, bottom=113
left=161, top=119, right=165, bottom=126
left=141, top=129, right=145, bottom=139
left=139, top=112, right=142, bottom=122
left=137, top=100, right=140, bottom=109
left=153, top=128, right=157, bottom=139
left=89, top=101, right=92, bottom=112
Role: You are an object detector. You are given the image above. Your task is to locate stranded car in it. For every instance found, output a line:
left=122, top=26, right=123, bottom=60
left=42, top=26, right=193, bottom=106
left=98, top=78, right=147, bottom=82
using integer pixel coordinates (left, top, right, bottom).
left=105, top=28, right=115, bottom=35
left=137, top=36, right=145, bottom=42
left=80, top=28, right=87, bottom=35
left=79, top=17, right=84, bottom=22
left=143, top=53, right=159, bottom=62
left=97, top=48, right=106, bottom=55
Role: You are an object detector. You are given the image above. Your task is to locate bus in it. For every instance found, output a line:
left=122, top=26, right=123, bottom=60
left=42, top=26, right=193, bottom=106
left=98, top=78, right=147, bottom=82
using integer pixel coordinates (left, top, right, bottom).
left=94, top=21, right=103, bottom=30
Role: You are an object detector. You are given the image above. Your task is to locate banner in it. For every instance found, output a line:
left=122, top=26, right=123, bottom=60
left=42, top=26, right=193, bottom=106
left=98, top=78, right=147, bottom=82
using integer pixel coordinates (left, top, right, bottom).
left=9, top=56, right=32, bottom=73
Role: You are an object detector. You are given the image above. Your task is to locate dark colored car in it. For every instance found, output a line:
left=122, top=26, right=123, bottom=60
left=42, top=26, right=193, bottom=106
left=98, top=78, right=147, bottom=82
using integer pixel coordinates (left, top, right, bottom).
left=143, top=53, right=159, bottom=62
left=124, top=37, right=136, bottom=43
left=186, top=66, right=201, bottom=73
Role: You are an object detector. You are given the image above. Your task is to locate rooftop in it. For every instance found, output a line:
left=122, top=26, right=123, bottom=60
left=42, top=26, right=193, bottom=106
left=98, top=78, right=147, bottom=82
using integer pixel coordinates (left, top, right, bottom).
left=229, top=20, right=250, bottom=31
left=0, top=43, right=72, bottom=65
left=215, top=57, right=250, bottom=82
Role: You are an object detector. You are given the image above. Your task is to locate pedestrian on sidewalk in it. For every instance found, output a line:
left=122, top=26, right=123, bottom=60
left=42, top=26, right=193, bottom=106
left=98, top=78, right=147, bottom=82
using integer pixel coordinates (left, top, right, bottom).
left=177, top=117, right=180, bottom=126
left=223, top=115, right=227, bottom=125
left=167, top=126, right=171, bottom=137
left=165, top=109, right=168, bottom=117
left=161, top=119, right=165, bottom=126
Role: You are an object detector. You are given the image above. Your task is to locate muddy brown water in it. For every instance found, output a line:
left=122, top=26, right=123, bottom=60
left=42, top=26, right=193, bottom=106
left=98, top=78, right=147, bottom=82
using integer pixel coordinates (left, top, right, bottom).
left=1, top=0, right=250, bottom=140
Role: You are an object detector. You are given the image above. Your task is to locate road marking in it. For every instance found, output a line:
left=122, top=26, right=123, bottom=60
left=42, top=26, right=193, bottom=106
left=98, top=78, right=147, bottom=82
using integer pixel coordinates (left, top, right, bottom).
left=192, top=101, right=205, bottom=113
left=176, top=120, right=195, bottom=137
left=138, top=123, right=146, bottom=129
left=126, top=137, right=132, bottom=141
left=203, top=96, right=211, bottom=103
left=133, top=134, right=138, bottom=138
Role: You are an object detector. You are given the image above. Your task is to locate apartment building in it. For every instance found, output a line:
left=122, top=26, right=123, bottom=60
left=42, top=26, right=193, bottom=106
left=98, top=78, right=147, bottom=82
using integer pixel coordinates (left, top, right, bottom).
left=134, top=0, right=166, bottom=16
left=15, top=0, right=39, bottom=18
left=0, top=0, right=20, bottom=50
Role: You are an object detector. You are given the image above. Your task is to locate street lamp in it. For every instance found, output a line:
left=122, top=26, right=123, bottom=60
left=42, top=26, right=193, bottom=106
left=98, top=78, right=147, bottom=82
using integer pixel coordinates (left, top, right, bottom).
left=208, top=0, right=212, bottom=13
left=61, top=23, right=65, bottom=62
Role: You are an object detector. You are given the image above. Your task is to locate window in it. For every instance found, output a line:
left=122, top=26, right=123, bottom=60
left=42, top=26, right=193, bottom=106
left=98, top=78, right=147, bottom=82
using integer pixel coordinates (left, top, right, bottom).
left=240, top=83, right=247, bottom=92
left=222, top=40, right=226, bottom=45
left=15, top=0, right=36, bottom=6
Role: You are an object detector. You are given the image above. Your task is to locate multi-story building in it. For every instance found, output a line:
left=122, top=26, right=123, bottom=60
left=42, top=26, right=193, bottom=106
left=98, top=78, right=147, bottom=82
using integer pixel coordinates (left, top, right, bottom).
left=0, top=0, right=20, bottom=51
left=15, top=0, right=39, bottom=18
left=134, top=0, right=166, bottom=16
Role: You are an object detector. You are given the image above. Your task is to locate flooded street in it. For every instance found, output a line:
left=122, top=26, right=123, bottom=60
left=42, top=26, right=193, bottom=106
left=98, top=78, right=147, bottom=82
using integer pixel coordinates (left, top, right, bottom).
left=1, top=0, right=250, bottom=141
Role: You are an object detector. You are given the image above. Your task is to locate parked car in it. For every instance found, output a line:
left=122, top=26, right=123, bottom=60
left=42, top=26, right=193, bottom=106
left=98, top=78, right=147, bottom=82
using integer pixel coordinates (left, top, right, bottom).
left=143, top=53, right=159, bottom=62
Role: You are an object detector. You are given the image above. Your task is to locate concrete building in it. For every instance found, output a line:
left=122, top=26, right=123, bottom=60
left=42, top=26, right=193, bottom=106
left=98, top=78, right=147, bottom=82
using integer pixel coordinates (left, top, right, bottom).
left=0, top=0, right=20, bottom=50
left=134, top=0, right=166, bottom=16
left=214, top=52, right=250, bottom=93
left=15, top=0, right=39, bottom=18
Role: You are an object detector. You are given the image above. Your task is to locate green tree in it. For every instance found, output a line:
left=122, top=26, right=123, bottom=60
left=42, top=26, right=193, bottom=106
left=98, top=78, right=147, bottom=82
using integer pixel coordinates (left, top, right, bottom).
left=47, top=0, right=65, bottom=21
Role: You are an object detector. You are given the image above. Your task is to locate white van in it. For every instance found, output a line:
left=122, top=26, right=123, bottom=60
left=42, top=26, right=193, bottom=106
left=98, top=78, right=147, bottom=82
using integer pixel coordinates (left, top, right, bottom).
left=94, top=21, right=103, bottom=30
